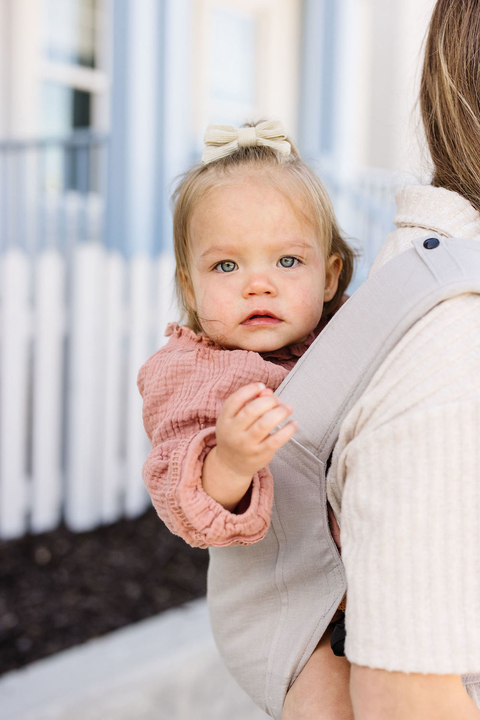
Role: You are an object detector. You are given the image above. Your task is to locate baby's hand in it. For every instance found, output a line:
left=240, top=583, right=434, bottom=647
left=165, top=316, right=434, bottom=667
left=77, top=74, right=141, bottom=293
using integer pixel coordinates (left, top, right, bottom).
left=202, top=383, right=297, bottom=511
left=216, top=382, right=297, bottom=475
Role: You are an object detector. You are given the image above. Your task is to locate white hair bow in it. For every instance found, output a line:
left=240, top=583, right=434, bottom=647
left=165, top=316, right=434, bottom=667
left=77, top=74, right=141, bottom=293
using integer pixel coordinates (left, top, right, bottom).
left=202, top=120, right=291, bottom=164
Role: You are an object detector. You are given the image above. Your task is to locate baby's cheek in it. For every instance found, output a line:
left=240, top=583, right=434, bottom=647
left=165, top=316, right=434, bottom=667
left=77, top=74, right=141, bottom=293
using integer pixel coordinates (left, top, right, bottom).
left=198, top=295, right=236, bottom=342
left=303, top=293, right=325, bottom=323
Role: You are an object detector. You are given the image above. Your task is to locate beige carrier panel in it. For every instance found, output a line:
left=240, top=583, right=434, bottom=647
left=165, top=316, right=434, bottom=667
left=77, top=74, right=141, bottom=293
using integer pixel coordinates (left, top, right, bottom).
left=208, top=237, right=480, bottom=719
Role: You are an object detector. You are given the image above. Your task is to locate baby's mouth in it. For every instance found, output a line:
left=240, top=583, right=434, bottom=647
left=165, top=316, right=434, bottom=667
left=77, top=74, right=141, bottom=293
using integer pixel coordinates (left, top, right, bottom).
left=241, top=312, right=283, bottom=327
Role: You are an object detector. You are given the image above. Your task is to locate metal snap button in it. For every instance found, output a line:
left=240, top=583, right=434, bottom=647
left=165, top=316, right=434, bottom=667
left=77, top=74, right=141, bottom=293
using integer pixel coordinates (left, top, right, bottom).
left=423, top=237, right=440, bottom=249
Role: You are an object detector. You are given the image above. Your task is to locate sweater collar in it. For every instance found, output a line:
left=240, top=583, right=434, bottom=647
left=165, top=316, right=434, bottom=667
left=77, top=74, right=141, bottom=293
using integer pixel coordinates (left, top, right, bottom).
left=394, top=185, right=480, bottom=240
left=369, top=185, right=480, bottom=276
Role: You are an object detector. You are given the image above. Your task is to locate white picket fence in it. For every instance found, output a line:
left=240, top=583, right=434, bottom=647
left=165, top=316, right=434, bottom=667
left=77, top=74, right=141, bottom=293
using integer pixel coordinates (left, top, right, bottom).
left=0, top=192, right=176, bottom=540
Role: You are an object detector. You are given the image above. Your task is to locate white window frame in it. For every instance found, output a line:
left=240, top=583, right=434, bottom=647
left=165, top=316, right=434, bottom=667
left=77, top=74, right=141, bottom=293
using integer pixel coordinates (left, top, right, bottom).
left=38, top=0, right=111, bottom=133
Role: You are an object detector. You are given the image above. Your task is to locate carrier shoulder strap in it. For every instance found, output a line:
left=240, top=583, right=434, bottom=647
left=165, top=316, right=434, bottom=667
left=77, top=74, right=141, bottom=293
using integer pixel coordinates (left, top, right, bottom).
left=275, top=235, right=480, bottom=461
left=208, top=236, right=480, bottom=720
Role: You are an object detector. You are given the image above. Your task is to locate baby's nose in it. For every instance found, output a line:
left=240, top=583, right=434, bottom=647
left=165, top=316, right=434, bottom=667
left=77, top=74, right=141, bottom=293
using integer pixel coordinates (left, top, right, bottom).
left=243, top=274, right=277, bottom=296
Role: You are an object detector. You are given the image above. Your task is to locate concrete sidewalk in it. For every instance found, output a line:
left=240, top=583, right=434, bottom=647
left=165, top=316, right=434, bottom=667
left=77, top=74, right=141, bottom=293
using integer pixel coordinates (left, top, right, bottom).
left=0, top=599, right=268, bottom=720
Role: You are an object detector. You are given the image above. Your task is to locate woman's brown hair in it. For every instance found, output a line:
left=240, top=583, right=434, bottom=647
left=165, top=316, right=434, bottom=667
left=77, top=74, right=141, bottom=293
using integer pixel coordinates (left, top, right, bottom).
left=420, top=0, right=480, bottom=211
left=172, top=123, right=356, bottom=333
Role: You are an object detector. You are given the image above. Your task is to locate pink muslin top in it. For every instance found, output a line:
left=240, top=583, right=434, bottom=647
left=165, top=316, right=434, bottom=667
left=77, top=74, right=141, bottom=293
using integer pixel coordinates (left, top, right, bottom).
left=137, top=312, right=340, bottom=549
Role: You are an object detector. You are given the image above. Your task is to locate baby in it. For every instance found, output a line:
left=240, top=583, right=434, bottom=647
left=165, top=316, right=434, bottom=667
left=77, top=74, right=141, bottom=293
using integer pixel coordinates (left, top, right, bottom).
left=138, top=120, right=355, bottom=717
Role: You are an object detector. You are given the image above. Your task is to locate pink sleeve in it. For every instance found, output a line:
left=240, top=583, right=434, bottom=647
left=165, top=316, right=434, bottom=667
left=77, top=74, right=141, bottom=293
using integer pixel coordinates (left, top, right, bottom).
left=142, top=427, right=274, bottom=549
left=138, top=333, right=286, bottom=549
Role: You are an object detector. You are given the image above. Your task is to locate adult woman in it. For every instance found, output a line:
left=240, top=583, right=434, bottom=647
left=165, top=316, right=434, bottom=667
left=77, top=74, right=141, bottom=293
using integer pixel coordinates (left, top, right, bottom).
left=284, top=1, right=480, bottom=717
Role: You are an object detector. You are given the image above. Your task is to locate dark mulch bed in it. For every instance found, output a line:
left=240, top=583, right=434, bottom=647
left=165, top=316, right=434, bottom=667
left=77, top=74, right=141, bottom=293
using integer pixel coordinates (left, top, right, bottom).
left=0, top=508, right=209, bottom=676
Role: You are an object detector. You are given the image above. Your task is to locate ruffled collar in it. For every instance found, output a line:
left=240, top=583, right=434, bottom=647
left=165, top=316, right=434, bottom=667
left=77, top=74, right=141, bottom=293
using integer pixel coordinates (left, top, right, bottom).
left=165, top=322, right=225, bottom=350
left=165, top=298, right=347, bottom=363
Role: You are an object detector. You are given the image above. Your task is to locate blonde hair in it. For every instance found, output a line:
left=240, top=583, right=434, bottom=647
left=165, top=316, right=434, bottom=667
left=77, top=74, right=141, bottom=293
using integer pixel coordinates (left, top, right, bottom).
left=172, top=123, right=355, bottom=333
left=420, top=0, right=480, bottom=211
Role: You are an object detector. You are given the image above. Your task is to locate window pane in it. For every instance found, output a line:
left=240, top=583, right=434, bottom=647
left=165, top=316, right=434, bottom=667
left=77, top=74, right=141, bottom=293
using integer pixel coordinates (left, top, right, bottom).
left=72, top=90, right=91, bottom=128
left=44, top=0, right=98, bottom=68
left=40, top=83, right=93, bottom=192
left=209, top=8, right=256, bottom=126
left=210, top=9, right=256, bottom=105
left=41, top=83, right=92, bottom=134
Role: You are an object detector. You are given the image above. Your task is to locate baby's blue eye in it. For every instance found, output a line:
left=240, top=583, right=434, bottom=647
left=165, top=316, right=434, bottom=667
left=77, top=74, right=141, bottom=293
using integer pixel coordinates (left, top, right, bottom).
left=278, top=256, right=298, bottom=268
left=215, top=260, right=237, bottom=273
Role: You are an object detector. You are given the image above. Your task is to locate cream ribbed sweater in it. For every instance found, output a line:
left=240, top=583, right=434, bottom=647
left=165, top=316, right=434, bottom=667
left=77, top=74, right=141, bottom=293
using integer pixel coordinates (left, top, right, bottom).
left=327, top=185, right=480, bottom=676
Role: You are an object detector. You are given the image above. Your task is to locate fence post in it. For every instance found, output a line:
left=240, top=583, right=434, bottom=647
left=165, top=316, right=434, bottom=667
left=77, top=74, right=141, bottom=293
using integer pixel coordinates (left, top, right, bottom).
left=31, top=248, right=66, bottom=533
left=0, top=250, right=31, bottom=539
left=65, top=241, right=107, bottom=532
left=101, top=250, right=127, bottom=523
left=125, top=255, right=151, bottom=517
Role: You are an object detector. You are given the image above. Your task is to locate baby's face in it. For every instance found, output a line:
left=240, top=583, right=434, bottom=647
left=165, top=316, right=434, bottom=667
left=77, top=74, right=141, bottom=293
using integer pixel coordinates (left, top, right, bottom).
left=185, top=177, right=340, bottom=352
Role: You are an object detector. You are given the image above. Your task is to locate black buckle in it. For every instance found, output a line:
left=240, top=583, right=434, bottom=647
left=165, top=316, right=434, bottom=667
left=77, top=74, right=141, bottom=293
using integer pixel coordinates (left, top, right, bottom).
left=330, top=613, right=346, bottom=657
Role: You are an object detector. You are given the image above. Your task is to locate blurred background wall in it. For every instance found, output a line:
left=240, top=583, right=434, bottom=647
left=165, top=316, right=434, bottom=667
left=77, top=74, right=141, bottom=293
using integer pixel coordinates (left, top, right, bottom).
left=0, top=0, right=436, bottom=541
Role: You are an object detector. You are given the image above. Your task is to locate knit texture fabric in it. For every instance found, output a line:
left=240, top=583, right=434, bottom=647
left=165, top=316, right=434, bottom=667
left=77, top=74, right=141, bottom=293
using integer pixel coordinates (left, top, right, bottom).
left=328, top=185, right=480, bottom=675
left=138, top=319, right=329, bottom=548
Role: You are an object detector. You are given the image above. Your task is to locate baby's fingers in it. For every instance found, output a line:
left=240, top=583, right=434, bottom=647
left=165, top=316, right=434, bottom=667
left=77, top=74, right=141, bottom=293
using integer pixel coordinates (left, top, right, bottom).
left=221, top=382, right=270, bottom=419
left=264, top=420, right=298, bottom=453
left=251, top=403, right=294, bottom=439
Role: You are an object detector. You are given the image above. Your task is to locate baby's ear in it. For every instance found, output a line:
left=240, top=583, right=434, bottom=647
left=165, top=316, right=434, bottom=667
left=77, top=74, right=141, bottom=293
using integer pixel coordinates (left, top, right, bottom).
left=178, top=268, right=196, bottom=311
left=324, top=254, right=343, bottom=302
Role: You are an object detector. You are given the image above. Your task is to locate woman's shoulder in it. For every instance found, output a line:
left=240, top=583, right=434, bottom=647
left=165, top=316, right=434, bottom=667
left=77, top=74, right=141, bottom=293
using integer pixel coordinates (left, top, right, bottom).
left=377, top=293, right=480, bottom=378
left=328, top=293, right=480, bottom=517
left=345, top=293, right=480, bottom=437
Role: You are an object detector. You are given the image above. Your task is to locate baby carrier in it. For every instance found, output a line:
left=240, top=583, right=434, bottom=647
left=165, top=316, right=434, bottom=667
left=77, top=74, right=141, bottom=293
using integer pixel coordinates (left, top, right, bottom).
left=207, top=236, right=480, bottom=719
